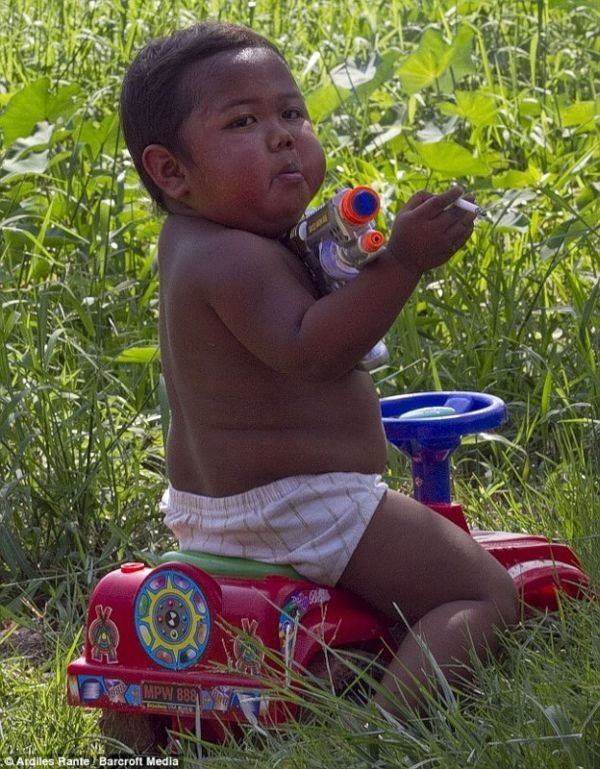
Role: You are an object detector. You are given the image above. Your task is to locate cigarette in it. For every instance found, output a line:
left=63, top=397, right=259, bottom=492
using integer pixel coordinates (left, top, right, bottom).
left=453, top=198, right=488, bottom=218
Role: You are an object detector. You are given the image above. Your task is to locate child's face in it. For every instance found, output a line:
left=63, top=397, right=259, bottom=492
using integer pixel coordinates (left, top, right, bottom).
left=171, top=47, right=326, bottom=236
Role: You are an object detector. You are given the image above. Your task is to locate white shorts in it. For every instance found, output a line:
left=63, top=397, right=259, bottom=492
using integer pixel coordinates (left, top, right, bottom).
left=160, top=472, right=388, bottom=585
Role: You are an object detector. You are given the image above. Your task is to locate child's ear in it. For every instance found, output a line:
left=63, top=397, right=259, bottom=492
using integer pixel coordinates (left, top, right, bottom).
left=142, top=144, right=189, bottom=200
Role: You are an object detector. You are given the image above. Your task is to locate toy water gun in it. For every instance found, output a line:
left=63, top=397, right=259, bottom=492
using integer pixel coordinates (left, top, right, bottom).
left=285, top=186, right=389, bottom=371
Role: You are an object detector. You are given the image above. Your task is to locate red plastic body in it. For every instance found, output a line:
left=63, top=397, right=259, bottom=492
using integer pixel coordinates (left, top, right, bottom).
left=66, top=500, right=590, bottom=739
left=67, top=560, right=392, bottom=740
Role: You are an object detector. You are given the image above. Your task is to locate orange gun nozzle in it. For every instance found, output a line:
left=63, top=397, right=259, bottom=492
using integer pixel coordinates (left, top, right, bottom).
left=339, top=186, right=380, bottom=225
left=359, top=230, right=386, bottom=253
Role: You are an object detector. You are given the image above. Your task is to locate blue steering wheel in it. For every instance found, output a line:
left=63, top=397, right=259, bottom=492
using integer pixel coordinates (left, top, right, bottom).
left=380, top=392, right=507, bottom=504
left=381, top=391, right=506, bottom=449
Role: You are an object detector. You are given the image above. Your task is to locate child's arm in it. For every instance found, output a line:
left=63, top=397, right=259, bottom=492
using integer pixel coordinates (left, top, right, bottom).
left=190, top=186, right=474, bottom=380
left=284, top=186, right=389, bottom=370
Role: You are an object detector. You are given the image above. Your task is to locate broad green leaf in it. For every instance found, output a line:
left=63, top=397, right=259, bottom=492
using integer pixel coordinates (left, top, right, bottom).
left=0, top=77, right=51, bottom=146
left=114, top=346, right=160, bottom=364
left=559, top=100, right=600, bottom=131
left=446, top=25, right=476, bottom=81
left=439, top=90, right=498, bottom=127
left=398, top=26, right=474, bottom=95
left=437, top=25, right=477, bottom=90
left=47, top=82, right=83, bottom=123
left=415, top=140, right=491, bottom=176
left=576, top=185, right=598, bottom=207
left=492, top=167, right=542, bottom=189
left=517, top=99, right=542, bottom=118
left=307, top=50, right=401, bottom=123
left=78, top=113, right=121, bottom=157
left=306, top=82, right=349, bottom=124
left=0, top=78, right=83, bottom=146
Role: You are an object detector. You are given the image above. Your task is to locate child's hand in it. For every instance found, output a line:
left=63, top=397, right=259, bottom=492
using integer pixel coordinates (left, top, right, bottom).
left=387, top=187, right=476, bottom=274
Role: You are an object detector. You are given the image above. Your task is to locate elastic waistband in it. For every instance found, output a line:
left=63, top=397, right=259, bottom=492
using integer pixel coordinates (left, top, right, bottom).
left=166, top=475, right=321, bottom=515
left=164, top=472, right=383, bottom=516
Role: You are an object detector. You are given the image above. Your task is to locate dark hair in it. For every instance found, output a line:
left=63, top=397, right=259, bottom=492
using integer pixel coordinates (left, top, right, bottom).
left=120, top=23, right=285, bottom=209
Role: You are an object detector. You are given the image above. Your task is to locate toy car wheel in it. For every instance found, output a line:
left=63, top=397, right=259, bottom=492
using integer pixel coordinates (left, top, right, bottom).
left=99, top=710, right=170, bottom=755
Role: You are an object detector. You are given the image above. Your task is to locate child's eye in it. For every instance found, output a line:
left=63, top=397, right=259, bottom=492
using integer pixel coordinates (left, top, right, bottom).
left=228, top=115, right=256, bottom=129
left=282, top=108, right=305, bottom=120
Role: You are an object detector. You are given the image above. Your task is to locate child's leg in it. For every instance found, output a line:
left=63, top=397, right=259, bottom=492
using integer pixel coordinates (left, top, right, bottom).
left=337, top=489, right=519, bottom=716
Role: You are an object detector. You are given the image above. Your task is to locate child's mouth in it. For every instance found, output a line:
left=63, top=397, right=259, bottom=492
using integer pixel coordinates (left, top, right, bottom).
left=276, top=165, right=304, bottom=183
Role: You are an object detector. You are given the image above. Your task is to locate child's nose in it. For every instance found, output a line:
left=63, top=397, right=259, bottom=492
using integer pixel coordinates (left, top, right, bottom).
left=268, top=121, right=295, bottom=151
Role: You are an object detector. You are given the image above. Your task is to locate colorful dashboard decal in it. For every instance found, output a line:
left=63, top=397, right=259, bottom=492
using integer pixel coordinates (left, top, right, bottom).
left=134, top=569, right=211, bottom=670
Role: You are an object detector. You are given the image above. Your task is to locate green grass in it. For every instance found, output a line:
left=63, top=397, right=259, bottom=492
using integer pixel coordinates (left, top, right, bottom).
left=182, top=604, right=600, bottom=769
left=1, top=601, right=599, bottom=764
left=0, top=635, right=101, bottom=756
left=0, top=0, right=599, bottom=763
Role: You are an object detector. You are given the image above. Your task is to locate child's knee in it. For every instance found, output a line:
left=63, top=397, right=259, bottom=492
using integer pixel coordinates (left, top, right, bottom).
left=485, top=568, right=519, bottom=628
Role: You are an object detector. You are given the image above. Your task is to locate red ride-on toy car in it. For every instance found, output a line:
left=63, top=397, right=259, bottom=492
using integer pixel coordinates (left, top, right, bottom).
left=66, top=391, right=591, bottom=752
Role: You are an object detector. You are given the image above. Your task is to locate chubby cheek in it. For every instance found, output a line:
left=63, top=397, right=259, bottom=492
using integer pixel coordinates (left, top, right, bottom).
left=213, top=174, right=275, bottom=230
left=305, top=140, right=327, bottom=197
left=209, top=157, right=265, bottom=207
